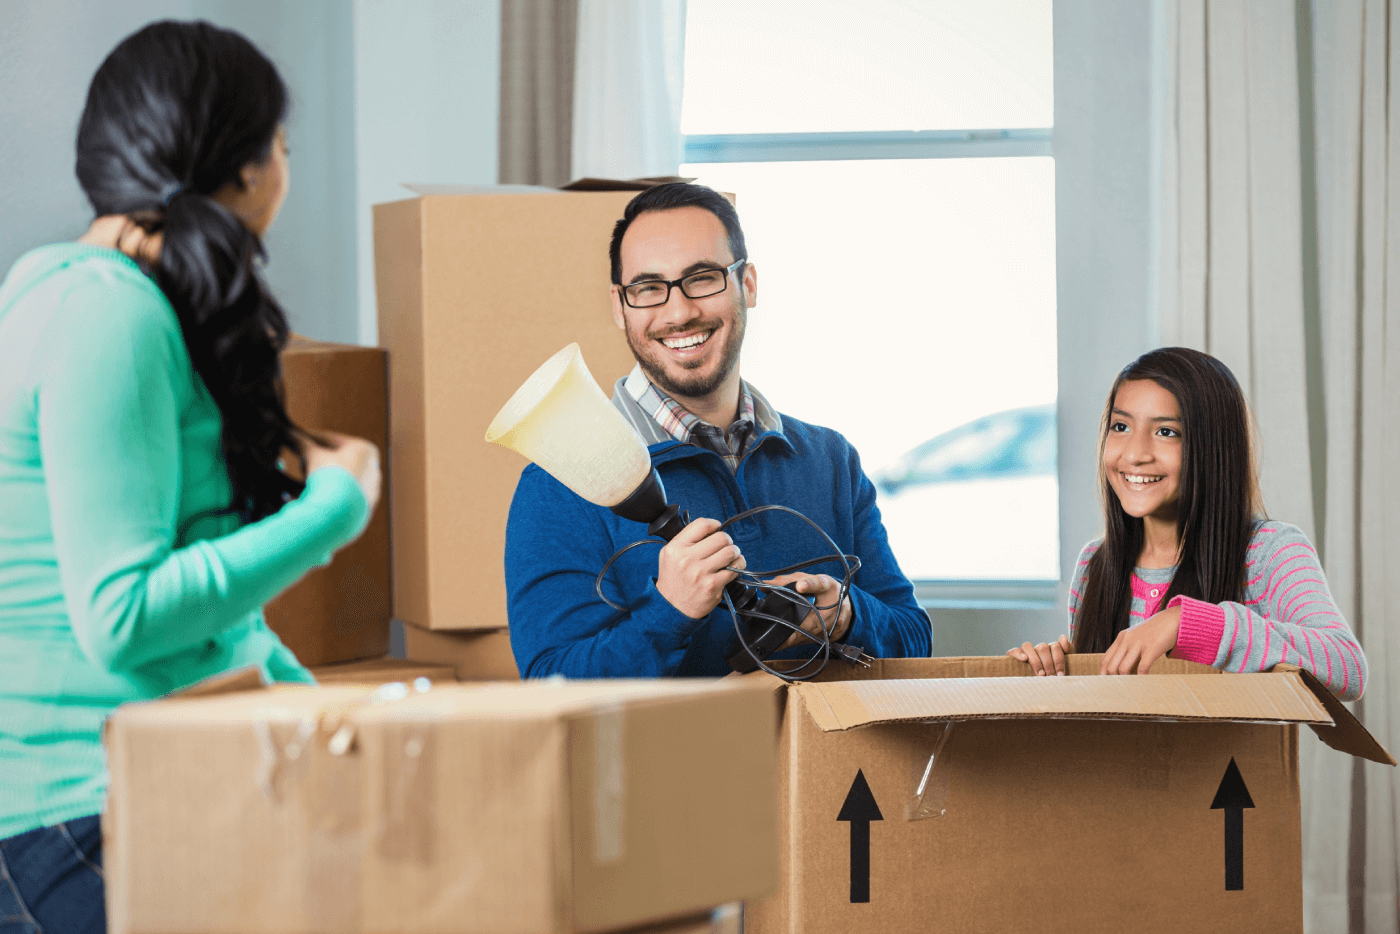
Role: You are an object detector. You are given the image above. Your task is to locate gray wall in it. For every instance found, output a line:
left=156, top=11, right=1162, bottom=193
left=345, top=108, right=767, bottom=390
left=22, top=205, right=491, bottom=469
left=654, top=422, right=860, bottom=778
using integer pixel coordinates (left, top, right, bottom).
left=1052, top=0, right=1159, bottom=597
left=930, top=0, right=1160, bottom=657
left=0, top=0, right=500, bottom=345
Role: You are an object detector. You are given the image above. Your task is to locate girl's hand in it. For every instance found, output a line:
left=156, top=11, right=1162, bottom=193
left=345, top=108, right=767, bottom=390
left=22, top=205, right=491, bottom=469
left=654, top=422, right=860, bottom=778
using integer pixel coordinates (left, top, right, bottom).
left=1007, top=634, right=1072, bottom=676
left=1100, top=605, right=1182, bottom=675
left=302, top=431, right=382, bottom=515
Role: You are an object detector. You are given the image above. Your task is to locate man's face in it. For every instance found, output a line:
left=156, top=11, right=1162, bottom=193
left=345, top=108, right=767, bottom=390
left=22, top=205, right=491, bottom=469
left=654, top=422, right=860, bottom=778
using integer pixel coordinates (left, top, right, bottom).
left=611, top=206, right=756, bottom=405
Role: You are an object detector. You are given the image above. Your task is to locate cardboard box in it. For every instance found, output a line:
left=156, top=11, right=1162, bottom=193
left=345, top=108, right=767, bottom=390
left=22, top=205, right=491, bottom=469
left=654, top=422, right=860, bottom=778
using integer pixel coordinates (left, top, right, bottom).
left=263, top=338, right=392, bottom=665
left=308, top=655, right=456, bottom=685
left=103, top=677, right=778, bottom=934
left=744, top=655, right=1394, bottom=934
left=404, top=623, right=520, bottom=681
left=374, top=186, right=643, bottom=631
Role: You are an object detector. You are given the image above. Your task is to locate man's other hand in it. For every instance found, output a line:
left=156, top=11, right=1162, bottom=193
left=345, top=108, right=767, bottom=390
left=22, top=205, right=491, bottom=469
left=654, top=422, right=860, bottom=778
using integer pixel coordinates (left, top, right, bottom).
left=765, top=573, right=853, bottom=650
left=656, top=518, right=745, bottom=619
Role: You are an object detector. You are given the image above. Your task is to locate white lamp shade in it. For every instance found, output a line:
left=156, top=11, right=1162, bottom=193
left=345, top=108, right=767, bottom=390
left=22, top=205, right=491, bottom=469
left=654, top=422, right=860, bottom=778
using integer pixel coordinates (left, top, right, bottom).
left=486, top=343, right=652, bottom=507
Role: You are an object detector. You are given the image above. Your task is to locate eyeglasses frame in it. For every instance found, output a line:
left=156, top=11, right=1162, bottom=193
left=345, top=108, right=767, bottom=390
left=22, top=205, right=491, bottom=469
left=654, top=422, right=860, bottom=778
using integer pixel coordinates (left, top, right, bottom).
left=617, top=258, right=748, bottom=309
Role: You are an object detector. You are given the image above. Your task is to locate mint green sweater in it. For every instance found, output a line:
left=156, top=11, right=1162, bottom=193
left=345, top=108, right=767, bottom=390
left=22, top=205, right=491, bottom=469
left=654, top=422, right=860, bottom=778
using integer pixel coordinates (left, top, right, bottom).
left=0, top=244, right=369, bottom=839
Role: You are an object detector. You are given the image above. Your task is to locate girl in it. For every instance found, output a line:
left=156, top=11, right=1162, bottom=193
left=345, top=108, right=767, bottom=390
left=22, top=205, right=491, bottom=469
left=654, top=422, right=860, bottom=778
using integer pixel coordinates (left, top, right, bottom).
left=1009, top=347, right=1366, bottom=701
left=0, top=21, right=380, bottom=932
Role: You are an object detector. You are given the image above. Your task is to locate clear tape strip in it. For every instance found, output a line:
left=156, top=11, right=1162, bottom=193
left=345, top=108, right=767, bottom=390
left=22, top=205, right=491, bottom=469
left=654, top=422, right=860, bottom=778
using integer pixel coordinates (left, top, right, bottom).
left=905, top=721, right=958, bottom=821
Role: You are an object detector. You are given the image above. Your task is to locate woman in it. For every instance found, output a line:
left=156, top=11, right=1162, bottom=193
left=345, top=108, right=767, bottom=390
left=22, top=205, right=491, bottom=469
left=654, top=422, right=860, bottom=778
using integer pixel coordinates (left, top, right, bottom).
left=0, top=21, right=379, bottom=932
left=1009, top=347, right=1366, bottom=701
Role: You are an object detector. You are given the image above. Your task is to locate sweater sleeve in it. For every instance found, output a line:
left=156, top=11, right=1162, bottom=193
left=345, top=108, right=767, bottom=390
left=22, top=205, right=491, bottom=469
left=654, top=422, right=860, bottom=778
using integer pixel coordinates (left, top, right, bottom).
left=505, top=465, right=708, bottom=677
left=36, top=279, right=369, bottom=674
left=836, top=445, right=931, bottom=659
left=1169, top=522, right=1367, bottom=701
left=1066, top=540, right=1100, bottom=642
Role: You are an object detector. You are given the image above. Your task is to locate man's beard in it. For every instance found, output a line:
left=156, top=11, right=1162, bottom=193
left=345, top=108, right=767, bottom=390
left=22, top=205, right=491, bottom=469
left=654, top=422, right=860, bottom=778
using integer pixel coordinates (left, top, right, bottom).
left=626, top=302, right=746, bottom=401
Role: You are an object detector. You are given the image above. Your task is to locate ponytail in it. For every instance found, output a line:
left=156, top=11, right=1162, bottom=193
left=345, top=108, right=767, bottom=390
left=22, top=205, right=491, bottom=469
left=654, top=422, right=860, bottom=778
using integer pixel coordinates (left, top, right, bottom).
left=76, top=20, right=304, bottom=523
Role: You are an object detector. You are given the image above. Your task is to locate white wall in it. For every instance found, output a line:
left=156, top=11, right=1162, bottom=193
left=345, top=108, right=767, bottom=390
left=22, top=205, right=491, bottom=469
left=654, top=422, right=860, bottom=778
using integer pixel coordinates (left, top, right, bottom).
left=0, top=0, right=501, bottom=346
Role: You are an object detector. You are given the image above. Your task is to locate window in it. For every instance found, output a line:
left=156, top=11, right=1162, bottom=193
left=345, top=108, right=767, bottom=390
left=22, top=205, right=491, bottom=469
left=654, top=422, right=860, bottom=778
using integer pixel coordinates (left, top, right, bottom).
left=681, top=0, right=1058, bottom=595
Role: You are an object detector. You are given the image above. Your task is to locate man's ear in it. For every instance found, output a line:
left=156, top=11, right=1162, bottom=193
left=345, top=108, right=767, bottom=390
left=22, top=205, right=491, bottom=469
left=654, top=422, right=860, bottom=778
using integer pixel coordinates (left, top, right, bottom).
left=609, top=286, right=626, bottom=330
left=741, top=262, right=757, bottom=308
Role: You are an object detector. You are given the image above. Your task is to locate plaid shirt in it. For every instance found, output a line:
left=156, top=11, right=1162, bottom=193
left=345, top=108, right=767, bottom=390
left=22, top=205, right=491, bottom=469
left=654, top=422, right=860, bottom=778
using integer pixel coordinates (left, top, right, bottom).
left=620, top=365, right=779, bottom=473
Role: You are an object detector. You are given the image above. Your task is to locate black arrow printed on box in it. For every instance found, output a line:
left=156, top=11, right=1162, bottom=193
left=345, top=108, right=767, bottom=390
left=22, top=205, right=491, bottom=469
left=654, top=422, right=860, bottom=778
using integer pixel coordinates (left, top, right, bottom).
left=1211, top=758, right=1255, bottom=891
left=837, top=769, right=883, bottom=903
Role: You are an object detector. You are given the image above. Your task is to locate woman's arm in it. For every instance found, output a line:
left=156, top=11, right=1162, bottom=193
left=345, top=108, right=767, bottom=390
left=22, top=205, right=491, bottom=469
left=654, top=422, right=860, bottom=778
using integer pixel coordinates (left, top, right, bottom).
left=1169, top=522, right=1367, bottom=700
left=37, top=280, right=368, bottom=673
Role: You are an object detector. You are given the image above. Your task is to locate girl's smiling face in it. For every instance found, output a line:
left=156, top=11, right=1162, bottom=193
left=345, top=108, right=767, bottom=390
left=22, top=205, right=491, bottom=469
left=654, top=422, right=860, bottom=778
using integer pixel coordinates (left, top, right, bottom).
left=1104, top=378, right=1183, bottom=522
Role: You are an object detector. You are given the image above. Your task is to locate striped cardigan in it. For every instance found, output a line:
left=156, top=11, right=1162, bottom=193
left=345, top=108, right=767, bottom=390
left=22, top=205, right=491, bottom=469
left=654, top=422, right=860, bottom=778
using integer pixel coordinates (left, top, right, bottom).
left=1067, top=520, right=1367, bottom=701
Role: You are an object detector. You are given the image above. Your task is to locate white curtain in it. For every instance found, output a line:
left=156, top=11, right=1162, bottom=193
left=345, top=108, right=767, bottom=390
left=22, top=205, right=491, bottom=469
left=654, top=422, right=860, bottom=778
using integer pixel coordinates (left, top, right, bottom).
left=571, top=0, right=687, bottom=182
left=1156, top=1, right=1399, bottom=930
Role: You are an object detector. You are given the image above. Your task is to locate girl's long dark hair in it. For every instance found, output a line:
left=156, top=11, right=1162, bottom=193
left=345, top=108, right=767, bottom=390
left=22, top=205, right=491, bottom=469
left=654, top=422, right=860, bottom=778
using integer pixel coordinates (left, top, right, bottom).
left=1074, top=347, right=1263, bottom=653
left=75, top=20, right=303, bottom=524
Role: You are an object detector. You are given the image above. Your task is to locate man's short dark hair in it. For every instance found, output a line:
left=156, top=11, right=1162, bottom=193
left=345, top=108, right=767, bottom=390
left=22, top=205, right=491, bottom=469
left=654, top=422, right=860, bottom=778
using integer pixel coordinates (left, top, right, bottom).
left=608, top=182, right=748, bottom=285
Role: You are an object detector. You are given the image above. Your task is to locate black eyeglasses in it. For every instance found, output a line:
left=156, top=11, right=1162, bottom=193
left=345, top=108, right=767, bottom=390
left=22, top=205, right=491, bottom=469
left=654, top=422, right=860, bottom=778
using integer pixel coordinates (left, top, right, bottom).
left=619, top=258, right=747, bottom=309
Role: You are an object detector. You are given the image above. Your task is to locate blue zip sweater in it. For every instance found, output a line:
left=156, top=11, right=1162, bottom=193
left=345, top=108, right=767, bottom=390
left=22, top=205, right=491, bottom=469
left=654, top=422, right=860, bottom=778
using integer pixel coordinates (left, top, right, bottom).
left=505, top=412, right=931, bottom=677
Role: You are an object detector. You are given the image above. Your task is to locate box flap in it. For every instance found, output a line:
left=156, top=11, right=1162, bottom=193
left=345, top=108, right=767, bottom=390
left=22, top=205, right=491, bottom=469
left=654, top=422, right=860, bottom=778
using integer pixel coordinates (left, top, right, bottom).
left=1278, top=664, right=1397, bottom=765
left=792, top=670, right=1333, bottom=731
left=560, top=176, right=695, bottom=191
left=400, top=182, right=556, bottom=196
left=168, top=665, right=266, bottom=698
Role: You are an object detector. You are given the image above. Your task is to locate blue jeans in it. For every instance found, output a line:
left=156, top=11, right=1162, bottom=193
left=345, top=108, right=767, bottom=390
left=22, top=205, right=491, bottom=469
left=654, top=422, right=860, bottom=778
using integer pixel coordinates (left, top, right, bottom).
left=0, top=816, right=105, bottom=934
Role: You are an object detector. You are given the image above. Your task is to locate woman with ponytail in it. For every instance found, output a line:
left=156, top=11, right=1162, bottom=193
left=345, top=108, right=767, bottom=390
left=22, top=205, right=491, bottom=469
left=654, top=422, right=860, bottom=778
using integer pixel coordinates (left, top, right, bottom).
left=0, top=21, right=378, bottom=930
left=1008, top=347, right=1366, bottom=701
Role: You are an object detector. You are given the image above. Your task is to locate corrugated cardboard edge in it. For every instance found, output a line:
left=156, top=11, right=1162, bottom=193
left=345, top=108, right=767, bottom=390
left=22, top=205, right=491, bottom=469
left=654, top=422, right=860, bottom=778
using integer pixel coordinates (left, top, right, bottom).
left=1279, top=663, right=1397, bottom=765
left=791, top=670, right=1336, bottom=733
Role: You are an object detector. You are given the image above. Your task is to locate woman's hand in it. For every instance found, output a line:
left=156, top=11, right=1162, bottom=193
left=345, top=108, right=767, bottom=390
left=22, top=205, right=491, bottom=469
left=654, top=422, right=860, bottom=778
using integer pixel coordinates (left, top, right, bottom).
left=302, top=431, right=382, bottom=515
left=1100, top=605, right=1182, bottom=675
left=1007, top=634, right=1072, bottom=676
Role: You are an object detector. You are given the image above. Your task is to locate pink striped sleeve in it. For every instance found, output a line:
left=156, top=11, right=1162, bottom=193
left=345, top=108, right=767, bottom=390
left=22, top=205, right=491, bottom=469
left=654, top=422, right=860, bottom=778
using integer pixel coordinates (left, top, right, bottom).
left=1168, top=595, right=1226, bottom=666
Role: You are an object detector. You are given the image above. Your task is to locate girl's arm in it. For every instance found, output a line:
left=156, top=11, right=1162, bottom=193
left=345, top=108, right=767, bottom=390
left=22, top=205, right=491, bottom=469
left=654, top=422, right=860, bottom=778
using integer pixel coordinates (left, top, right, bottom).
left=1169, top=522, right=1367, bottom=701
left=38, top=280, right=369, bottom=674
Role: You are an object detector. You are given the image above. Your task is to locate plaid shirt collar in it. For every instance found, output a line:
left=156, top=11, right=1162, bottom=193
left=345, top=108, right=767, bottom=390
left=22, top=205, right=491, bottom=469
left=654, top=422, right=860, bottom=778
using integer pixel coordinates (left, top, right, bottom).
left=622, top=365, right=780, bottom=471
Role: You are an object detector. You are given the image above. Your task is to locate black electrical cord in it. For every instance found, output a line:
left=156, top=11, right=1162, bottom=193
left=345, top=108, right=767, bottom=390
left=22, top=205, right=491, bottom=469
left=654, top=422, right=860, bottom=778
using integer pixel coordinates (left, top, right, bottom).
left=594, top=504, right=866, bottom=682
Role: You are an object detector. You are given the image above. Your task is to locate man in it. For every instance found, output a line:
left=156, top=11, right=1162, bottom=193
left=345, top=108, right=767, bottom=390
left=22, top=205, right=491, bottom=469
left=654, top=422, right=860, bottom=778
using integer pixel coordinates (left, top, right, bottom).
left=505, top=182, right=929, bottom=677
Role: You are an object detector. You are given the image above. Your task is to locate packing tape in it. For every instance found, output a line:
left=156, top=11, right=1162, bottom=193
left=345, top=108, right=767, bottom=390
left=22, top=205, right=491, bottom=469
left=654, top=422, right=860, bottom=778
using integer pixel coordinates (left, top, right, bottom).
left=375, top=718, right=437, bottom=865
left=905, top=721, right=958, bottom=821
left=593, top=706, right=627, bottom=864
left=246, top=680, right=436, bottom=932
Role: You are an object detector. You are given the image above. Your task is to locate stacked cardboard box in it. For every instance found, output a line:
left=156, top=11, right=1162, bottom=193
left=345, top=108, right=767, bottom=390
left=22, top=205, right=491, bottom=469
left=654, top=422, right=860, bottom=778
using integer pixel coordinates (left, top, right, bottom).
left=307, top=656, right=455, bottom=685
left=374, top=184, right=644, bottom=669
left=264, top=338, right=392, bottom=667
left=403, top=625, right=520, bottom=681
left=743, top=654, right=1394, bottom=934
left=103, top=676, right=778, bottom=934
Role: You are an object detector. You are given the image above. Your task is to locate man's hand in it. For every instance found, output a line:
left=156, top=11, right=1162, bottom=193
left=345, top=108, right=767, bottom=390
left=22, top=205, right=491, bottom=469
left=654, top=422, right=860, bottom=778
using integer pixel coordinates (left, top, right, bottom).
left=656, top=518, right=745, bottom=619
left=1100, top=605, right=1182, bottom=675
left=764, top=573, right=853, bottom=650
left=1007, top=634, right=1072, bottom=676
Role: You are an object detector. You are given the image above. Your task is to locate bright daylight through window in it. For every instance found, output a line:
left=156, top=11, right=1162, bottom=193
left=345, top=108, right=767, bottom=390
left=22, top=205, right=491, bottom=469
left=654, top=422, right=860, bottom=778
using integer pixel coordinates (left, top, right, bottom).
left=681, top=0, right=1058, bottom=586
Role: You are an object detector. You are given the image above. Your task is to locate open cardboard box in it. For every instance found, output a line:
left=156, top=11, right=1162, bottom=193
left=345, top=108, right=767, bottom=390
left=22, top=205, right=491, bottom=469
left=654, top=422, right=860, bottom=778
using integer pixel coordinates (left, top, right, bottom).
left=743, top=654, right=1393, bottom=934
left=103, top=672, right=778, bottom=934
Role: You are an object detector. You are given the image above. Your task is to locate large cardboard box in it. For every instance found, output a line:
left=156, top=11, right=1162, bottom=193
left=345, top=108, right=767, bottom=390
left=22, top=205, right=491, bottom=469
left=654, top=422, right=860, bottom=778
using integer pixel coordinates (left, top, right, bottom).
left=308, top=655, right=456, bottom=685
left=103, top=677, right=778, bottom=934
left=744, top=655, right=1394, bottom=934
left=263, top=338, right=392, bottom=665
left=374, top=186, right=641, bottom=631
left=404, top=623, right=521, bottom=681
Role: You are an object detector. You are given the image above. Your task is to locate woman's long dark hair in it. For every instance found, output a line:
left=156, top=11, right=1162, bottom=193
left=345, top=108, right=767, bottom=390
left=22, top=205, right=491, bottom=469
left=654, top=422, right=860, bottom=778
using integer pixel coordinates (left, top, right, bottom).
left=1074, top=347, right=1263, bottom=653
left=75, top=20, right=304, bottom=524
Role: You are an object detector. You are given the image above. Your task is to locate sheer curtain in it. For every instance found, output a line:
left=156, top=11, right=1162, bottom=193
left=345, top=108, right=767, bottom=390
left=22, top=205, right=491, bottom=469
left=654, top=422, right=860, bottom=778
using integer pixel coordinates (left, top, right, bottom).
left=497, top=0, right=685, bottom=186
left=1156, top=1, right=1399, bottom=930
